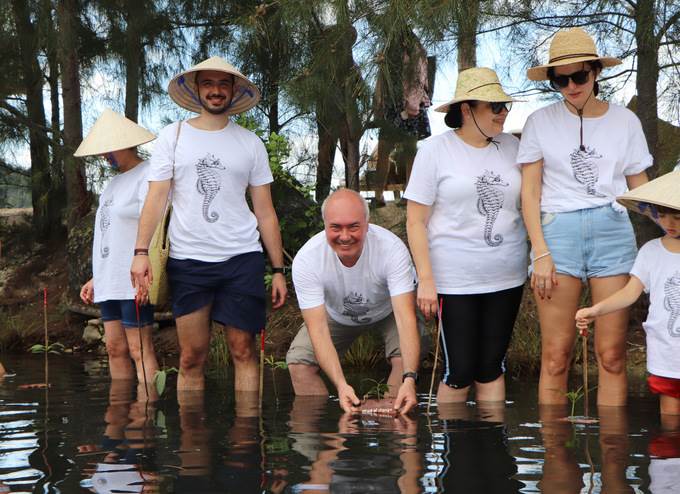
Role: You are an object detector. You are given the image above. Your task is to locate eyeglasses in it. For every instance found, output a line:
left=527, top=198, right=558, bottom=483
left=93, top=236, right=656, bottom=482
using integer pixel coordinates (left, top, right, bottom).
left=489, top=101, right=512, bottom=114
left=549, top=69, right=592, bottom=89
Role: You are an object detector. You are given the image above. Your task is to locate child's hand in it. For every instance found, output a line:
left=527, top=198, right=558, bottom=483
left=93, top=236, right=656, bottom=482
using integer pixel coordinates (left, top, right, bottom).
left=575, top=307, right=597, bottom=336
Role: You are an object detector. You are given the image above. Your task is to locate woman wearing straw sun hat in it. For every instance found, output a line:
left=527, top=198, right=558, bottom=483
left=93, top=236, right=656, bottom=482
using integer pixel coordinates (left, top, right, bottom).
left=76, top=109, right=159, bottom=388
left=518, top=27, right=652, bottom=406
left=405, top=67, right=528, bottom=404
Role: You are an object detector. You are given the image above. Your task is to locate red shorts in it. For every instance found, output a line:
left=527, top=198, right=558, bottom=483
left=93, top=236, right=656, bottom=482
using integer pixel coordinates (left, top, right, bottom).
left=648, top=375, right=680, bottom=399
left=649, top=434, right=680, bottom=458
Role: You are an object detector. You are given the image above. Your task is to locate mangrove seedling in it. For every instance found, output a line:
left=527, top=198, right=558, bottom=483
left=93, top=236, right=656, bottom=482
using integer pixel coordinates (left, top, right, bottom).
left=264, top=355, right=287, bottom=370
left=566, top=386, right=584, bottom=418
left=361, top=378, right=390, bottom=402
left=153, top=367, right=178, bottom=397
left=264, top=354, right=287, bottom=405
left=29, top=342, right=65, bottom=355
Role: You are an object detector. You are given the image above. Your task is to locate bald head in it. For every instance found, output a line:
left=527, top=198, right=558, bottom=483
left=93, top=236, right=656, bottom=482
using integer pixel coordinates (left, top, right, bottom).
left=321, top=188, right=370, bottom=222
left=322, top=189, right=370, bottom=267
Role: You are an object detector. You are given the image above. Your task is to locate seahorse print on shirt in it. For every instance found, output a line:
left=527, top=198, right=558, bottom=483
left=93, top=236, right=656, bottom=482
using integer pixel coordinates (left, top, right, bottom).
left=664, top=271, right=680, bottom=337
left=476, top=170, right=508, bottom=247
left=99, top=198, right=113, bottom=258
left=342, top=292, right=372, bottom=323
left=195, top=154, right=226, bottom=223
left=570, top=147, right=606, bottom=197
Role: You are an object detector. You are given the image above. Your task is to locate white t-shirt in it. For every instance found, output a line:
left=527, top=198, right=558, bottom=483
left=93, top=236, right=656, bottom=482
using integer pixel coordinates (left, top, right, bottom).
left=630, top=238, right=680, bottom=378
left=92, top=161, right=149, bottom=303
left=403, top=131, right=528, bottom=294
left=292, top=224, right=416, bottom=326
left=650, top=458, right=680, bottom=494
left=517, top=101, right=652, bottom=213
left=148, top=121, right=273, bottom=262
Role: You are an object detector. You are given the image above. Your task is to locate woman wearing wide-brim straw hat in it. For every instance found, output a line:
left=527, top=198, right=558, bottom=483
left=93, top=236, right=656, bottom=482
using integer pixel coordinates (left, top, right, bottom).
left=517, top=27, right=653, bottom=407
left=405, top=67, right=528, bottom=404
left=77, top=109, right=159, bottom=392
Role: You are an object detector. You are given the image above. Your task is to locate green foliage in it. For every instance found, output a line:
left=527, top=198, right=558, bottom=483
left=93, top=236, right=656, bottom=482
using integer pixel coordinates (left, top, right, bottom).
left=265, top=354, right=288, bottom=370
left=342, top=332, right=382, bottom=369
left=235, top=115, right=323, bottom=256
left=153, top=367, right=178, bottom=397
left=29, top=342, right=65, bottom=355
left=361, top=378, right=390, bottom=401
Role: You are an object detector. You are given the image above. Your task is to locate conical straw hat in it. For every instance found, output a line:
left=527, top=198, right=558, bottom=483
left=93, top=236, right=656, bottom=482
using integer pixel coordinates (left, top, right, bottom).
left=435, top=67, right=518, bottom=113
left=74, top=109, right=156, bottom=157
left=168, top=56, right=261, bottom=115
left=527, top=27, right=621, bottom=81
left=617, top=171, right=680, bottom=219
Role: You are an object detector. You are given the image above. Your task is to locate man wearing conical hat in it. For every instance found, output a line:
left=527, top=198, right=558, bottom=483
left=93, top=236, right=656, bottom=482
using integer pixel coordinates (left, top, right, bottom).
left=75, top=109, right=160, bottom=389
left=130, top=57, right=288, bottom=395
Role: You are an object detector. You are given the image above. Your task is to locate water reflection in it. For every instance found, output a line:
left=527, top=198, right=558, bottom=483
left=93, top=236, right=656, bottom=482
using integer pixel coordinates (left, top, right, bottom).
left=431, top=402, right=523, bottom=493
left=79, top=380, right=159, bottom=493
left=0, top=355, right=669, bottom=492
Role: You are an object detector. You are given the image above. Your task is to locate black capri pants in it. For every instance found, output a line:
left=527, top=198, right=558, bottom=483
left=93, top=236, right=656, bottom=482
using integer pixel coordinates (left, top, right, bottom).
left=439, top=284, right=524, bottom=389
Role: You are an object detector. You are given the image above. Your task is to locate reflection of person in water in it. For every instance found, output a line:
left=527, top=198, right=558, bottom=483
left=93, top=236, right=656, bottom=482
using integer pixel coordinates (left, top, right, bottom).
left=289, top=395, right=422, bottom=493
left=174, top=391, right=271, bottom=493
left=80, top=380, right=159, bottom=493
left=538, top=405, right=633, bottom=493
left=434, top=403, right=523, bottom=493
left=648, top=414, right=680, bottom=494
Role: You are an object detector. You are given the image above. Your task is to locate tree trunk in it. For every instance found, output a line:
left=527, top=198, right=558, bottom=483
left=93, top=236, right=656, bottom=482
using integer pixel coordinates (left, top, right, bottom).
left=42, top=0, right=66, bottom=224
left=634, top=0, right=659, bottom=174
left=316, top=120, right=336, bottom=203
left=340, top=118, right=361, bottom=191
left=57, top=0, right=90, bottom=227
left=11, top=0, right=60, bottom=242
left=457, top=0, right=479, bottom=70
left=124, top=0, right=142, bottom=122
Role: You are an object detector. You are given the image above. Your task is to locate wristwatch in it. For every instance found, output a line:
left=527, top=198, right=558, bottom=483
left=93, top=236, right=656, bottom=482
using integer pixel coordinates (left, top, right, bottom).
left=402, top=371, right=419, bottom=384
left=271, top=267, right=289, bottom=275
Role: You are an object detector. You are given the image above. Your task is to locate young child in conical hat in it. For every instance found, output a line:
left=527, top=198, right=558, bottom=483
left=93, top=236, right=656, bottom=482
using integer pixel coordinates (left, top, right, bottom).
left=576, top=171, right=680, bottom=418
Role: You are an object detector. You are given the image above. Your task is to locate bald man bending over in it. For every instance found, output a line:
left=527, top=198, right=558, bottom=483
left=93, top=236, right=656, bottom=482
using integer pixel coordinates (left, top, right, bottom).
left=287, top=189, right=426, bottom=414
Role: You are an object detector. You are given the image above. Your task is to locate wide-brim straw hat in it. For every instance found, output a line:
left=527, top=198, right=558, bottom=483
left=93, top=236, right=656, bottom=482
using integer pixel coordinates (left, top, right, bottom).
left=168, top=56, right=260, bottom=115
left=527, top=27, right=621, bottom=81
left=74, top=109, right=156, bottom=157
left=435, top=67, right=518, bottom=113
left=617, top=171, right=680, bottom=219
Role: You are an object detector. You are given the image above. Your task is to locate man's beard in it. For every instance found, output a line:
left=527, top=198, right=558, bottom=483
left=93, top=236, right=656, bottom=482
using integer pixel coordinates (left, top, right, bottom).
left=200, top=94, right=230, bottom=115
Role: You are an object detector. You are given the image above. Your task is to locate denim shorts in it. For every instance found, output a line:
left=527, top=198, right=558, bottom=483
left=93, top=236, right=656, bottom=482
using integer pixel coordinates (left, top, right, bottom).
left=532, top=204, right=637, bottom=281
left=167, top=252, right=266, bottom=334
left=99, top=300, right=154, bottom=328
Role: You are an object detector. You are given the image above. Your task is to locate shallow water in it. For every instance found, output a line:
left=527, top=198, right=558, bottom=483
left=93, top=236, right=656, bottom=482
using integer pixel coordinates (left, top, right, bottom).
left=0, top=354, right=678, bottom=493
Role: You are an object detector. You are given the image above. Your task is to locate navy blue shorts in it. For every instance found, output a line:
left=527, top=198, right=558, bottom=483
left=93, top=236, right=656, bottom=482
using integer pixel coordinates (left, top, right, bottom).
left=99, top=300, right=154, bottom=328
left=167, top=252, right=266, bottom=334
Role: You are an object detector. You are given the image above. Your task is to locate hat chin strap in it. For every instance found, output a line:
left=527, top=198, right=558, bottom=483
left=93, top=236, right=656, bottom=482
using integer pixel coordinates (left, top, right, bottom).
left=469, top=108, right=499, bottom=149
left=563, top=88, right=594, bottom=151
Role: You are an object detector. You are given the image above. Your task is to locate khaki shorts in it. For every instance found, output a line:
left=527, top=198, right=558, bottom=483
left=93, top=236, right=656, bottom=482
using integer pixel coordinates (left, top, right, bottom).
left=286, top=312, right=429, bottom=366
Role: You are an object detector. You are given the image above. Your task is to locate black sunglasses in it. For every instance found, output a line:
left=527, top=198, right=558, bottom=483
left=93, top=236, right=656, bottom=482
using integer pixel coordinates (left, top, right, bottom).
left=549, top=69, right=592, bottom=89
left=489, top=101, right=512, bottom=114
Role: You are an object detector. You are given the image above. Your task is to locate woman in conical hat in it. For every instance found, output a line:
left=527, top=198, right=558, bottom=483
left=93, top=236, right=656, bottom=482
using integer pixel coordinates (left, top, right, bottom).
left=518, top=27, right=653, bottom=407
left=76, top=109, right=159, bottom=392
left=405, top=67, right=528, bottom=404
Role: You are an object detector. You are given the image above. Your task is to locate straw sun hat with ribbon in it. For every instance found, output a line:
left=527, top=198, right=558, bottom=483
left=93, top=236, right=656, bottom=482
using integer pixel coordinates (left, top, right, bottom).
left=168, top=56, right=261, bottom=115
left=527, top=27, right=621, bottom=81
left=435, top=67, right=518, bottom=113
left=617, top=171, right=680, bottom=220
left=74, top=108, right=156, bottom=157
